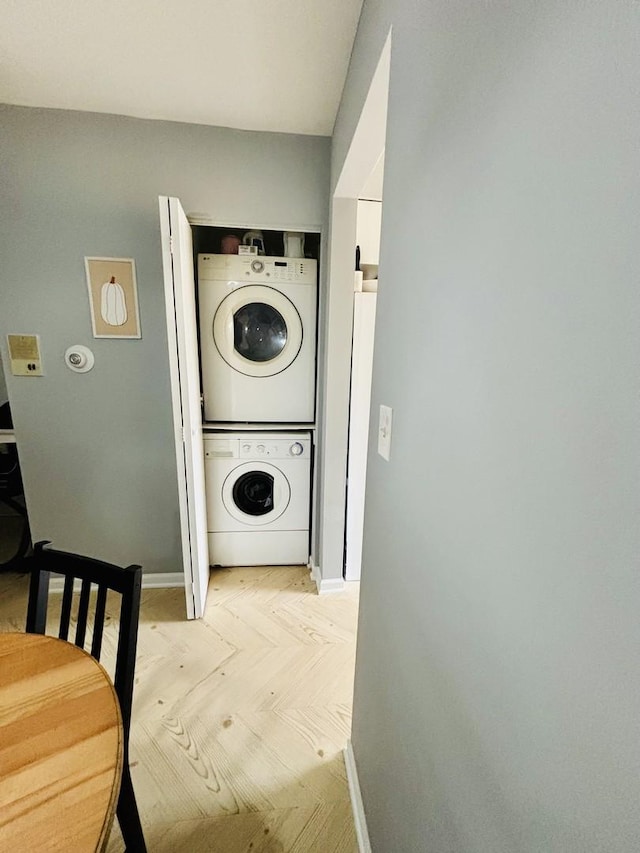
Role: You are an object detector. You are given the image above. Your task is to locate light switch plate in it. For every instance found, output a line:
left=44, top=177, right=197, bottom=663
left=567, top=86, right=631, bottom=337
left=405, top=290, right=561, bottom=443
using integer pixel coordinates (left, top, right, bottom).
left=378, top=404, right=393, bottom=461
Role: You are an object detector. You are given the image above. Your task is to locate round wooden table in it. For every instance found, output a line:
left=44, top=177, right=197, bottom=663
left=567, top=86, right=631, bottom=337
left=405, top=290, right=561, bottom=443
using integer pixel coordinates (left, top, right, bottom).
left=0, top=632, right=123, bottom=851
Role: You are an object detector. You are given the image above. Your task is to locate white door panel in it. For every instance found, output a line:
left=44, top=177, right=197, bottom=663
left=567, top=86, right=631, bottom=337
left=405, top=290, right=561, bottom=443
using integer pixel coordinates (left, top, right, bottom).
left=159, top=196, right=210, bottom=619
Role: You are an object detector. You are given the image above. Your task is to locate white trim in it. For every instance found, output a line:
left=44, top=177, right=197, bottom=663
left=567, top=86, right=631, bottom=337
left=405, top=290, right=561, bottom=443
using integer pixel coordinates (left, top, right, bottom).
left=308, top=556, right=321, bottom=586
left=320, top=29, right=392, bottom=585
left=345, top=291, right=377, bottom=581
left=307, top=557, right=322, bottom=595
left=308, top=557, right=345, bottom=594
left=344, top=740, right=372, bottom=853
left=318, top=197, right=358, bottom=579
left=159, top=196, right=196, bottom=619
left=318, top=577, right=345, bottom=594
left=139, top=572, right=185, bottom=589
left=48, top=572, right=185, bottom=593
left=334, top=31, right=392, bottom=199
left=186, top=214, right=323, bottom=233
left=204, top=422, right=317, bottom=432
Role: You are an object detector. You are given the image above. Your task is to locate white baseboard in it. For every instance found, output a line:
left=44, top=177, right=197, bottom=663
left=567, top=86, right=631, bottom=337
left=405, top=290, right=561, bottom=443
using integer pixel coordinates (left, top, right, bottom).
left=308, top=556, right=321, bottom=585
left=308, top=558, right=345, bottom=594
left=141, top=572, right=185, bottom=589
left=318, top=576, right=346, bottom=593
left=344, top=740, right=372, bottom=853
left=49, top=571, right=185, bottom=593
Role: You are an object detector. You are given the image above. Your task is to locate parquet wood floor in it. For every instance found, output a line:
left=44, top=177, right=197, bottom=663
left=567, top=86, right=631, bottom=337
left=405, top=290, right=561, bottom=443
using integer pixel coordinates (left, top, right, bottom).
left=0, top=565, right=360, bottom=852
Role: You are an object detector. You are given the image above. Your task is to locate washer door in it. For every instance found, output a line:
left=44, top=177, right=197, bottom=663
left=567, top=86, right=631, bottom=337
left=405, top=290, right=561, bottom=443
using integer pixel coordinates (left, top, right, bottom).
left=222, top=462, right=291, bottom=526
left=213, top=285, right=303, bottom=377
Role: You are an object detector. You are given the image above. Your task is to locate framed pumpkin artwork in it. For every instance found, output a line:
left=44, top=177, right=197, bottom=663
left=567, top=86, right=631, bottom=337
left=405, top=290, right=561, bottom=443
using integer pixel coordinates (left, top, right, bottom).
left=84, top=257, right=141, bottom=339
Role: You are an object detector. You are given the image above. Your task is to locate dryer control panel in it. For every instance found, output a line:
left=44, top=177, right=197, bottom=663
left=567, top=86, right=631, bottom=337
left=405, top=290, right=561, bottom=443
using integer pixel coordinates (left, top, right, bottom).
left=199, top=254, right=316, bottom=286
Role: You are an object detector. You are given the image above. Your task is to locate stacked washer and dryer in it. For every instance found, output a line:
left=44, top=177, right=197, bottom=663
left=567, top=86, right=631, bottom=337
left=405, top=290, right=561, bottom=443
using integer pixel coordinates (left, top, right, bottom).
left=198, top=253, right=317, bottom=567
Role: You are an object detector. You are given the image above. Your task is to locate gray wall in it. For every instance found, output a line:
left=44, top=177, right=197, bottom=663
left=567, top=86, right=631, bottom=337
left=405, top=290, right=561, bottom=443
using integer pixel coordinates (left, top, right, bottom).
left=335, top=2, right=640, bottom=851
left=0, top=105, right=329, bottom=573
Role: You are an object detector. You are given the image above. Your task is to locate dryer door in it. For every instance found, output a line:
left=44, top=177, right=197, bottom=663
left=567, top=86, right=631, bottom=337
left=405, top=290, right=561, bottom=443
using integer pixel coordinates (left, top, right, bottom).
left=213, top=285, right=303, bottom=377
left=222, top=462, right=291, bottom=526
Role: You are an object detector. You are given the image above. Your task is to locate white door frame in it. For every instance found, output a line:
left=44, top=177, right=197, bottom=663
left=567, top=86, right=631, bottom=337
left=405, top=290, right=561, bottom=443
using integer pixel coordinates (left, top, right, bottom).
left=318, top=31, right=391, bottom=586
left=345, top=289, right=378, bottom=580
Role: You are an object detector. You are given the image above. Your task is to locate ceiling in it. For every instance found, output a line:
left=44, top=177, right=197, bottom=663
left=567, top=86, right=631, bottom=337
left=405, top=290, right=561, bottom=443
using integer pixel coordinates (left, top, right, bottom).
left=0, top=0, right=363, bottom=136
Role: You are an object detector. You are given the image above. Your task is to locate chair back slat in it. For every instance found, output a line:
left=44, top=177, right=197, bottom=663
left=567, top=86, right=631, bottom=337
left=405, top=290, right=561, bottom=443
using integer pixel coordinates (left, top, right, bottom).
left=91, top=585, right=108, bottom=660
left=114, top=575, right=142, bottom=737
left=75, top=578, right=92, bottom=648
left=25, top=567, right=50, bottom=634
left=59, top=575, right=74, bottom=641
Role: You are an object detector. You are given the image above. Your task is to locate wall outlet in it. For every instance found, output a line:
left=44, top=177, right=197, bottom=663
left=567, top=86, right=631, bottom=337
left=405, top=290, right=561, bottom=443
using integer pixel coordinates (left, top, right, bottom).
left=378, top=404, right=393, bottom=461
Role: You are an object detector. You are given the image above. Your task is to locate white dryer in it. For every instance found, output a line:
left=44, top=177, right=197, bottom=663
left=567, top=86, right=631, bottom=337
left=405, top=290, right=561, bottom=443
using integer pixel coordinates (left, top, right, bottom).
left=198, top=254, right=317, bottom=423
left=204, top=432, right=311, bottom=567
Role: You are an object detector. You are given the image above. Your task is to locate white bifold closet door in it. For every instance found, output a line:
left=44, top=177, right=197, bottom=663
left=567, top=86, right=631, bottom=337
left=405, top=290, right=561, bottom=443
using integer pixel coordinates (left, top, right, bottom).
left=159, top=195, right=210, bottom=619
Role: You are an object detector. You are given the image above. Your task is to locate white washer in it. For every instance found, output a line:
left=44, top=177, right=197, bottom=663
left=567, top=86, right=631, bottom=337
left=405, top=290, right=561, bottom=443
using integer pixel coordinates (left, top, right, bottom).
left=204, top=432, right=311, bottom=566
left=198, top=254, right=317, bottom=423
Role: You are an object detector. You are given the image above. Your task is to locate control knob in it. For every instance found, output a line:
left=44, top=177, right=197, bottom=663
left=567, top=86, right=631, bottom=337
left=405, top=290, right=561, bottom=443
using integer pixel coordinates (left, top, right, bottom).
left=251, top=259, right=264, bottom=273
left=290, top=442, right=304, bottom=456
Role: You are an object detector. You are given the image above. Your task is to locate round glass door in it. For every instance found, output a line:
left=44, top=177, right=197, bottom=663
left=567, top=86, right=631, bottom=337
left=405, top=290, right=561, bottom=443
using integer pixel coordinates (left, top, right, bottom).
left=213, top=285, right=303, bottom=377
left=222, top=462, right=290, bottom=526
left=232, top=471, right=274, bottom=516
left=233, top=303, right=287, bottom=363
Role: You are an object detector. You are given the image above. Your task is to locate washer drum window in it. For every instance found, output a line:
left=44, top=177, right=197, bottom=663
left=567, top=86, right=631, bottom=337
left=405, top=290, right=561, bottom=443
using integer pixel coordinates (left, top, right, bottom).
left=222, top=462, right=291, bottom=526
left=232, top=471, right=274, bottom=516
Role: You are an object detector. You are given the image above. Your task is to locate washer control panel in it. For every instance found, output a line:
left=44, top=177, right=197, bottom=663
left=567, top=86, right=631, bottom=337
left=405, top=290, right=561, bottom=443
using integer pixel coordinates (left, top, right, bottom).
left=239, top=437, right=308, bottom=459
left=204, top=433, right=311, bottom=461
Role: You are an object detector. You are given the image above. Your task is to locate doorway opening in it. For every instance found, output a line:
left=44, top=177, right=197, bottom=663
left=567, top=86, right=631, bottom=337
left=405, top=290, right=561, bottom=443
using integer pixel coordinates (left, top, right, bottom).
left=319, top=31, right=391, bottom=586
left=344, top=189, right=383, bottom=581
left=160, top=201, right=324, bottom=618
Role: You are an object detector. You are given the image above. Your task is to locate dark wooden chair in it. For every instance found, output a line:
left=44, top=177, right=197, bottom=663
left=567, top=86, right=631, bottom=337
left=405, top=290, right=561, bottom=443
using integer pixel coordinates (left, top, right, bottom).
left=0, top=403, right=31, bottom=571
left=26, top=541, right=147, bottom=852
